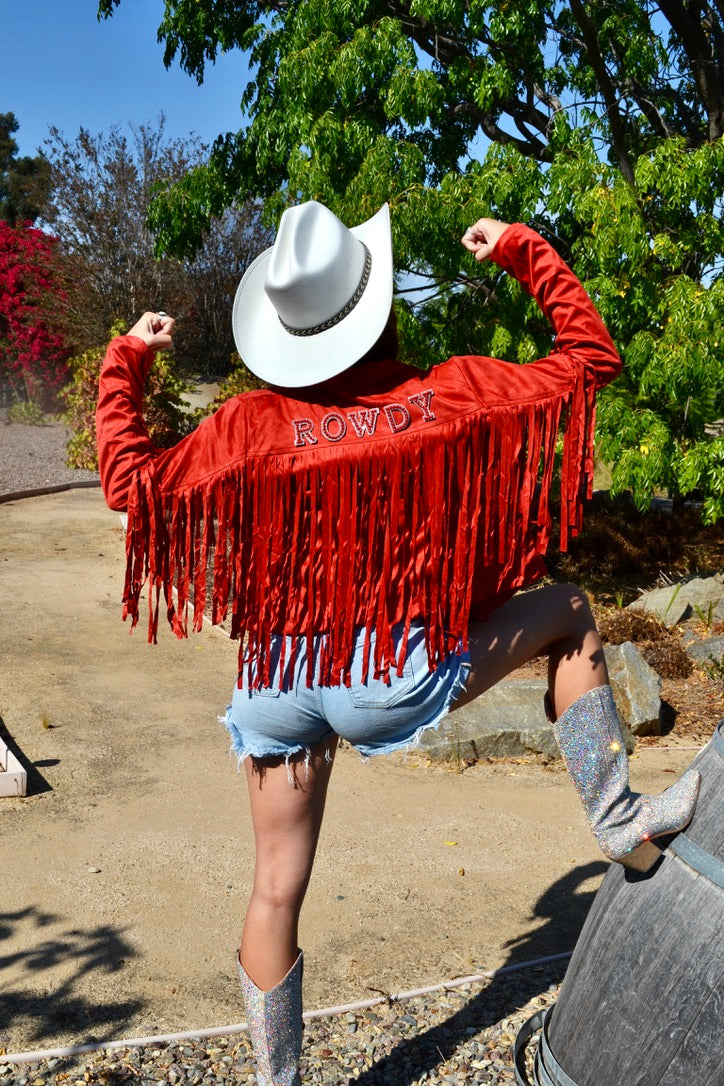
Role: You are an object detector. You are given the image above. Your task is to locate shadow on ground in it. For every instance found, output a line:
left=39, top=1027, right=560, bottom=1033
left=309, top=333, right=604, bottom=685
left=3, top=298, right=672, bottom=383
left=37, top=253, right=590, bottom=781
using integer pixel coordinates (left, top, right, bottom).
left=0, top=906, right=144, bottom=1048
left=350, top=860, right=606, bottom=1085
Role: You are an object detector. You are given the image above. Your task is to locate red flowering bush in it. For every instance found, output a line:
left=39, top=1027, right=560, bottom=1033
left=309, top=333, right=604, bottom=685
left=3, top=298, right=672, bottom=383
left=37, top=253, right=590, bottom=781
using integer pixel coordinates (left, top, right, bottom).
left=0, top=221, right=69, bottom=404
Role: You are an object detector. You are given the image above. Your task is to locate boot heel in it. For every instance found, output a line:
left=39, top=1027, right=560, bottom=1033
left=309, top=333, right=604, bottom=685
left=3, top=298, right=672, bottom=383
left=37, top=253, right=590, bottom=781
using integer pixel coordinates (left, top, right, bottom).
left=617, top=838, right=663, bottom=872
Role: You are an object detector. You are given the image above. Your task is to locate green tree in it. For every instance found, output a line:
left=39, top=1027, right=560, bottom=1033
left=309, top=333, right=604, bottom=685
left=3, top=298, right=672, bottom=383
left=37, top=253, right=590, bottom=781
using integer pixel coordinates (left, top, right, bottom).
left=0, top=112, right=51, bottom=226
left=98, top=1, right=724, bottom=518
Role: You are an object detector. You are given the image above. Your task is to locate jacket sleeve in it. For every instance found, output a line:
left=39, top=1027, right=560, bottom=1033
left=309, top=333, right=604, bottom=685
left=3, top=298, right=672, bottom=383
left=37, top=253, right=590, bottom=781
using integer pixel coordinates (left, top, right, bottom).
left=490, top=224, right=621, bottom=390
left=95, top=335, right=159, bottom=512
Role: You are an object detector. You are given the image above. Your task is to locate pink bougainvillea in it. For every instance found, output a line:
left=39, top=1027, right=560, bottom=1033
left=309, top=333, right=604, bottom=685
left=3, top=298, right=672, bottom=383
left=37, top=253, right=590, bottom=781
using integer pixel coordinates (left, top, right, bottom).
left=0, top=221, right=69, bottom=401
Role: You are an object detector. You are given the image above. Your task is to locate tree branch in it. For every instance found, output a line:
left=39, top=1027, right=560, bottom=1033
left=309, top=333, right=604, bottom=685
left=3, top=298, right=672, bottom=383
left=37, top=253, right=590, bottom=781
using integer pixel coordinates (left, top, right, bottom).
left=389, top=2, right=554, bottom=159
left=658, top=0, right=724, bottom=139
left=450, top=100, right=551, bottom=159
left=568, top=0, right=636, bottom=185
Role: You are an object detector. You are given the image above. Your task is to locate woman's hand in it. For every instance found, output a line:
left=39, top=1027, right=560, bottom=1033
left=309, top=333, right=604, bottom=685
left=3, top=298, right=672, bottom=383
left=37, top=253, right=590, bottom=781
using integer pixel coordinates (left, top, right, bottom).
left=461, top=218, right=511, bottom=262
left=127, top=311, right=176, bottom=351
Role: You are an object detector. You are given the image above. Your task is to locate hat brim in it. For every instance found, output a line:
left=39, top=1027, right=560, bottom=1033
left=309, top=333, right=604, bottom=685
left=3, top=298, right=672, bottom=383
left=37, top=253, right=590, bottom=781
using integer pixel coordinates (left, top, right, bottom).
left=231, top=204, right=393, bottom=388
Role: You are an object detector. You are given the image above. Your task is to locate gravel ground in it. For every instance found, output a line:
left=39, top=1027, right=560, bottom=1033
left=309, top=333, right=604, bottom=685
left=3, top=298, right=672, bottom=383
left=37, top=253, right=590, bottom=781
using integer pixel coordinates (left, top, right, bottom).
left=0, top=413, right=562, bottom=1084
left=0, top=963, right=564, bottom=1085
left=0, top=410, right=99, bottom=497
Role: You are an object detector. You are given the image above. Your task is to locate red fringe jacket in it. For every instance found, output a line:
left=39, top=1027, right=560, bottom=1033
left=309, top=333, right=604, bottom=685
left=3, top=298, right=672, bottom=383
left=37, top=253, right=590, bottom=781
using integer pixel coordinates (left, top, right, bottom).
left=96, top=225, right=621, bottom=687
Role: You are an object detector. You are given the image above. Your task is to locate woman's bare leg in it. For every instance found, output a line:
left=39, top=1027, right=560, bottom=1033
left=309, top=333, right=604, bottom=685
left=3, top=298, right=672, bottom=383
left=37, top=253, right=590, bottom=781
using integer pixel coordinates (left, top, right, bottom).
left=454, top=583, right=607, bottom=717
left=240, top=736, right=338, bottom=990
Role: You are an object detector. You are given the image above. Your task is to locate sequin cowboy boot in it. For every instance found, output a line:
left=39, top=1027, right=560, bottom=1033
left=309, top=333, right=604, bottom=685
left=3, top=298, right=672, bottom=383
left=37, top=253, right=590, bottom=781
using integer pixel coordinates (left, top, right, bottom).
left=238, top=951, right=303, bottom=1086
left=550, top=685, right=700, bottom=872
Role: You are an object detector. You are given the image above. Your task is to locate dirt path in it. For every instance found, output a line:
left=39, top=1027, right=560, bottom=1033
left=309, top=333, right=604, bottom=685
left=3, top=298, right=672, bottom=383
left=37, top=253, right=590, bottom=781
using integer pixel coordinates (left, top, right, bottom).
left=0, top=490, right=698, bottom=1055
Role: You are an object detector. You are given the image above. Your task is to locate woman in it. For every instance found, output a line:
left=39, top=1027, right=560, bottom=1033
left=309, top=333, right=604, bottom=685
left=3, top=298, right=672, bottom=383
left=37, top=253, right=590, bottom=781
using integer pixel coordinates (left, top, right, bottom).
left=96, top=204, right=699, bottom=1086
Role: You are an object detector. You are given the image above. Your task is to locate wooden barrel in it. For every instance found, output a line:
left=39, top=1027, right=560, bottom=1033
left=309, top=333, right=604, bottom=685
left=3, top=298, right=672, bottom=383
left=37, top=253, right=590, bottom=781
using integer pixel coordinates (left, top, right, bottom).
left=515, top=721, right=724, bottom=1086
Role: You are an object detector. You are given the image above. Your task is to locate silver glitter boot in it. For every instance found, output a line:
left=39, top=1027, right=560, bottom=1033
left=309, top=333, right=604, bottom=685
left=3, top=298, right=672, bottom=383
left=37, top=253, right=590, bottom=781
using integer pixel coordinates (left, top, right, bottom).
left=551, top=685, right=700, bottom=871
left=238, top=952, right=303, bottom=1086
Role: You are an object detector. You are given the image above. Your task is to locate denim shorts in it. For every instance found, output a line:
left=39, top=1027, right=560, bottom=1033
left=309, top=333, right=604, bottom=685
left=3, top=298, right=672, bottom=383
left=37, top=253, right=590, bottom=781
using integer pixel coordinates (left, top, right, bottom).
left=222, top=623, right=470, bottom=763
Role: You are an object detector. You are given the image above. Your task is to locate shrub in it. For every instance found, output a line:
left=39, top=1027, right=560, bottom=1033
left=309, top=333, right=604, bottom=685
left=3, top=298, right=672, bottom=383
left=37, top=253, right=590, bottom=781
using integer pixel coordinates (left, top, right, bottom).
left=6, top=399, right=46, bottom=425
left=63, top=330, right=193, bottom=471
left=0, top=221, right=69, bottom=405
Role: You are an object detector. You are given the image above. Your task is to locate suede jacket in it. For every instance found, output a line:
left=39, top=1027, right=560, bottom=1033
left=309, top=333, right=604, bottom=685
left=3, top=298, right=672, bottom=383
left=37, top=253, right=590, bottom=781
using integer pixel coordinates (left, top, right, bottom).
left=96, top=224, right=621, bottom=687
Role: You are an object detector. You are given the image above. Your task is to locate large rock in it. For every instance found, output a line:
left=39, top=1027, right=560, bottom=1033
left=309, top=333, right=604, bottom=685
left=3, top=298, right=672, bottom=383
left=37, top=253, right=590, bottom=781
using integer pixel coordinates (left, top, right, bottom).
left=629, top=573, right=724, bottom=627
left=685, top=636, right=724, bottom=670
left=605, top=641, right=662, bottom=737
left=418, top=642, right=659, bottom=761
left=417, top=677, right=556, bottom=762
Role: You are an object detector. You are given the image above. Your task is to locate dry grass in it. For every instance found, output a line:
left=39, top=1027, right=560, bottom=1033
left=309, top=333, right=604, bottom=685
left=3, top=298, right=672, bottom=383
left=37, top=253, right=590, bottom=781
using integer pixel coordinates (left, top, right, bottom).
left=548, top=494, right=724, bottom=605
left=546, top=497, right=724, bottom=738
left=593, top=606, right=693, bottom=679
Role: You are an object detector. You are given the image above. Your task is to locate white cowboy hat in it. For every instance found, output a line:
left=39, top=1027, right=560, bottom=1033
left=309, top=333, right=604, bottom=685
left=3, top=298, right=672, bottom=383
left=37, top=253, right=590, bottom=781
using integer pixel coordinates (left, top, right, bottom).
left=232, top=200, right=393, bottom=387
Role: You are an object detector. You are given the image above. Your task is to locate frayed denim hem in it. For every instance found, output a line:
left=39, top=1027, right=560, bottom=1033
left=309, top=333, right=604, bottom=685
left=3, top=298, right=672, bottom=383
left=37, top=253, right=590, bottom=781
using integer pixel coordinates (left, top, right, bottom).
left=219, top=708, right=332, bottom=782
left=219, top=647, right=471, bottom=773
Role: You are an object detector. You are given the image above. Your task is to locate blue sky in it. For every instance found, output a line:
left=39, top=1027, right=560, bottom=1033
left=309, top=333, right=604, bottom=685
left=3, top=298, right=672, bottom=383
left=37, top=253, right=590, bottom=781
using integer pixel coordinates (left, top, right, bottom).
left=2, top=0, right=249, bottom=158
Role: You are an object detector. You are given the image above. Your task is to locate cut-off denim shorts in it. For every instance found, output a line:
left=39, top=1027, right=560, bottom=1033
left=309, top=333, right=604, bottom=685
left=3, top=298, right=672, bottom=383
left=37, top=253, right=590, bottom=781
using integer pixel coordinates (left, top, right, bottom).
left=222, top=622, right=471, bottom=764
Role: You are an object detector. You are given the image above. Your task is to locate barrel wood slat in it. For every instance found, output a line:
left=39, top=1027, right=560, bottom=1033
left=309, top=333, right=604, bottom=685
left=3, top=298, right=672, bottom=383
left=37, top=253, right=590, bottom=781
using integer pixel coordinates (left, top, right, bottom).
left=519, top=721, right=723, bottom=1086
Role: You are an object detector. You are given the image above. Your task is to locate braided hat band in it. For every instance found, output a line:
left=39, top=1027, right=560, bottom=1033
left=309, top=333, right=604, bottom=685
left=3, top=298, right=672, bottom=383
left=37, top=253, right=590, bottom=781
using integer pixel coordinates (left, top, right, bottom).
left=279, top=246, right=372, bottom=338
